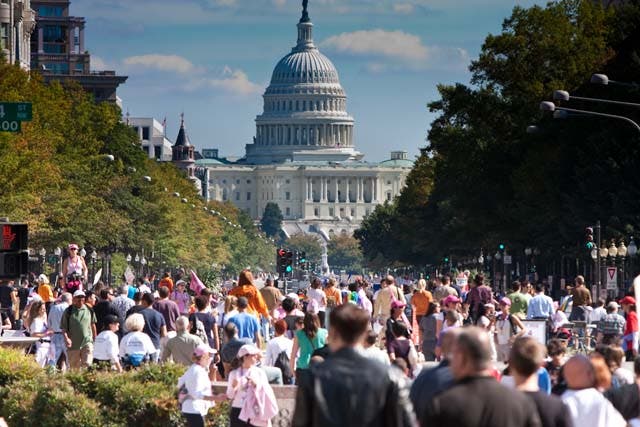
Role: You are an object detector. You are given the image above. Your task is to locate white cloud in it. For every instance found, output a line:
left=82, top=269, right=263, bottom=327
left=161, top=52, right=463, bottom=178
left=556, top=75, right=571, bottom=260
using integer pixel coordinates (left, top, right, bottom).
left=123, top=54, right=197, bottom=74
left=321, top=29, right=428, bottom=62
left=187, top=67, right=263, bottom=96
left=393, top=3, right=414, bottom=14
left=320, top=29, right=469, bottom=71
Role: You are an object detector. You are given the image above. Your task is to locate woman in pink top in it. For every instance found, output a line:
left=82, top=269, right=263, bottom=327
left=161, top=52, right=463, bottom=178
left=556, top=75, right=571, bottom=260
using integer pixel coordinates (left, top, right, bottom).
left=171, top=280, right=191, bottom=315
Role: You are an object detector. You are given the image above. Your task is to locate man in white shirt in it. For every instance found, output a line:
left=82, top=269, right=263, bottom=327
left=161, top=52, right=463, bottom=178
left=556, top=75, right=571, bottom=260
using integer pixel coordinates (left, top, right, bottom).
left=561, top=355, right=626, bottom=427
left=93, top=314, right=122, bottom=372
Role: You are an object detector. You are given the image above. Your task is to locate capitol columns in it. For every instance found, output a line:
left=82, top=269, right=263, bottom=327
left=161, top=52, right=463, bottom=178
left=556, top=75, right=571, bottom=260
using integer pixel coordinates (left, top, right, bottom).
left=345, top=178, right=350, bottom=203
left=357, top=177, right=364, bottom=202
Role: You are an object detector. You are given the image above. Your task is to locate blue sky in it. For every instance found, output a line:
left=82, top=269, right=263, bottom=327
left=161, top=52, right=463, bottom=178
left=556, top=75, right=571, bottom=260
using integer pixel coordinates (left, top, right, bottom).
left=72, top=0, right=544, bottom=162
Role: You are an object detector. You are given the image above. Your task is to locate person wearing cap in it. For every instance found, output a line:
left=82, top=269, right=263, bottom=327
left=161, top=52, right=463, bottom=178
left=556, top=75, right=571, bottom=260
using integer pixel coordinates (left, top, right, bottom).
left=171, top=280, right=191, bottom=315
left=60, top=289, right=97, bottom=369
left=61, top=243, right=88, bottom=292
left=596, top=302, right=626, bottom=346
left=226, top=344, right=278, bottom=427
left=620, top=296, right=638, bottom=360
left=385, top=299, right=411, bottom=353
left=36, top=274, right=54, bottom=313
left=496, top=297, right=526, bottom=362
left=93, top=314, right=123, bottom=372
left=178, top=343, right=224, bottom=427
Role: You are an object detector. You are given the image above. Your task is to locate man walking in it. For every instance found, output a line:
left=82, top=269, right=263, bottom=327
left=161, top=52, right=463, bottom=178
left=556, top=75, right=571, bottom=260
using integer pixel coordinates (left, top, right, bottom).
left=596, top=302, right=626, bottom=345
left=112, top=285, right=134, bottom=329
left=93, top=288, right=119, bottom=333
left=293, top=304, right=416, bottom=427
left=422, top=327, right=541, bottom=427
left=508, top=281, right=529, bottom=320
left=47, top=292, right=72, bottom=369
left=509, top=336, right=573, bottom=427
left=61, top=290, right=97, bottom=369
left=229, top=297, right=262, bottom=347
left=527, top=283, right=554, bottom=320
left=161, top=316, right=204, bottom=366
left=139, top=292, right=167, bottom=361
left=569, top=276, right=592, bottom=321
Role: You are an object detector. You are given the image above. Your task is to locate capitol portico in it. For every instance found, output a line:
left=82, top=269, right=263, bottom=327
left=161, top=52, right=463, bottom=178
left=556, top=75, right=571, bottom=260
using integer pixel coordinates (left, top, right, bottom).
left=185, top=2, right=412, bottom=239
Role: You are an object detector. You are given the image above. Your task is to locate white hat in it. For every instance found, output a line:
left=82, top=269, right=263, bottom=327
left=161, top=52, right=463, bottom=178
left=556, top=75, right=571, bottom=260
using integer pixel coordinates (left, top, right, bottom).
left=73, top=290, right=86, bottom=298
left=38, top=274, right=49, bottom=284
left=237, top=344, right=261, bottom=358
left=193, top=343, right=217, bottom=357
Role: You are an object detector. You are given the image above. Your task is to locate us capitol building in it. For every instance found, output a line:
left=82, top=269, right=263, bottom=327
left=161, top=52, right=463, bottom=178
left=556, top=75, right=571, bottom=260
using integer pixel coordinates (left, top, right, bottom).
left=179, top=3, right=412, bottom=239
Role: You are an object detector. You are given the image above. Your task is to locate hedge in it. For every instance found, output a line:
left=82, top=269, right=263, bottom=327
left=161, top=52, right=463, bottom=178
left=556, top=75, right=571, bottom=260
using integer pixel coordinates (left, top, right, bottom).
left=0, top=347, right=230, bottom=426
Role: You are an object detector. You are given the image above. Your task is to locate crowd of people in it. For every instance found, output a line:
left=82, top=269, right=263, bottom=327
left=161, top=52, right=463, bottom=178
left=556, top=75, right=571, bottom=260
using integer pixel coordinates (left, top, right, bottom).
left=3, top=244, right=640, bottom=426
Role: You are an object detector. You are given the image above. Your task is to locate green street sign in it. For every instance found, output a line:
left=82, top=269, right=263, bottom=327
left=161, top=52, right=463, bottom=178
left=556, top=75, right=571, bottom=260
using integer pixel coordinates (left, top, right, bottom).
left=0, top=102, right=32, bottom=122
left=0, top=120, right=21, bottom=133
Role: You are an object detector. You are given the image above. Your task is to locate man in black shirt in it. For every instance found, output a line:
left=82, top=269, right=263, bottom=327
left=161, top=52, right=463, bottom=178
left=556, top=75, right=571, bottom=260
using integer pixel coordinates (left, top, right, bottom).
left=509, top=336, right=573, bottom=427
left=0, top=280, right=17, bottom=327
left=93, top=288, right=119, bottom=333
left=422, top=327, right=541, bottom=427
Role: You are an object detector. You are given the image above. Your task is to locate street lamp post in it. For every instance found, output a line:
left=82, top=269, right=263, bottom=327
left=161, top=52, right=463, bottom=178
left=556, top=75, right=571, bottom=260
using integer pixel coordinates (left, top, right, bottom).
left=39, top=248, right=46, bottom=274
left=618, top=241, right=627, bottom=295
left=540, top=101, right=640, bottom=133
left=54, top=247, right=62, bottom=277
left=628, top=237, right=638, bottom=277
left=135, top=253, right=140, bottom=277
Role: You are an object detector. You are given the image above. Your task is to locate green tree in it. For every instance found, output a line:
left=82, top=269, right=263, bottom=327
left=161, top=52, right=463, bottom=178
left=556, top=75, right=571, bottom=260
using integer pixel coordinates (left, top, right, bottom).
left=286, top=233, right=322, bottom=268
left=260, top=202, right=283, bottom=238
left=327, top=235, right=363, bottom=272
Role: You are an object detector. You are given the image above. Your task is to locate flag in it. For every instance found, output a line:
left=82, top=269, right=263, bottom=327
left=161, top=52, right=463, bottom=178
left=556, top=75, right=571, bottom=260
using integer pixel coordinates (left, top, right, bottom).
left=190, top=270, right=206, bottom=295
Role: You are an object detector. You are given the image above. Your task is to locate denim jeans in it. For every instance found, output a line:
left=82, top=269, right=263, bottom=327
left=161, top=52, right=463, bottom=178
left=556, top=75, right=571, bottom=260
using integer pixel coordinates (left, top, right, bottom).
left=49, top=333, right=68, bottom=368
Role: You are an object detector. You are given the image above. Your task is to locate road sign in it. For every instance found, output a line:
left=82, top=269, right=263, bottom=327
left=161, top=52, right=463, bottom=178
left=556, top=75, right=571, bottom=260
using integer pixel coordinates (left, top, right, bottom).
left=0, top=103, right=32, bottom=121
left=0, top=120, right=21, bottom=133
left=1, top=223, right=28, bottom=252
left=606, top=267, right=618, bottom=290
left=503, top=255, right=512, bottom=265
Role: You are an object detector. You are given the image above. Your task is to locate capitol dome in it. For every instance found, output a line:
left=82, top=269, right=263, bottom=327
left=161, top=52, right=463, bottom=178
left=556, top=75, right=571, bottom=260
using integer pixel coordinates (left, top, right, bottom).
left=245, top=4, right=360, bottom=164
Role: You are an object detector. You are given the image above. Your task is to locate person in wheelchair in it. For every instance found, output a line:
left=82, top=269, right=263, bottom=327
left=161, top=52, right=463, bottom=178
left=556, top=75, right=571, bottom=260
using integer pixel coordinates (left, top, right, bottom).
left=119, top=313, right=157, bottom=369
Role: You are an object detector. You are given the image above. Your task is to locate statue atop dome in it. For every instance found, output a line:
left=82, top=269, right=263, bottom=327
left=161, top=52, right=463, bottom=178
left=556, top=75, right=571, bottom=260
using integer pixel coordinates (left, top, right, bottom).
left=300, top=0, right=310, bottom=23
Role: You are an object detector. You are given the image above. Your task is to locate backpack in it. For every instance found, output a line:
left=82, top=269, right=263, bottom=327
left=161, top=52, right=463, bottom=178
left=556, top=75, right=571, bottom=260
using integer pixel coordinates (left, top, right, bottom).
left=274, top=350, right=294, bottom=385
left=507, top=314, right=518, bottom=336
left=190, top=316, right=208, bottom=344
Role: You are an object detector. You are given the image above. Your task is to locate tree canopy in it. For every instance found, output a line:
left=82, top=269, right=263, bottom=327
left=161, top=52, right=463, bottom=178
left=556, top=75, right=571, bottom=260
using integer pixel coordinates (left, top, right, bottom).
left=356, top=0, right=640, bottom=273
left=0, top=63, right=274, bottom=276
left=260, top=202, right=283, bottom=238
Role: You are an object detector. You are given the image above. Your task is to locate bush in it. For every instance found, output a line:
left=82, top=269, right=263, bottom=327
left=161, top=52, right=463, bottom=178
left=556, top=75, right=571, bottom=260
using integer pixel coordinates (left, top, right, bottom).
left=0, top=346, right=44, bottom=386
left=2, top=376, right=104, bottom=427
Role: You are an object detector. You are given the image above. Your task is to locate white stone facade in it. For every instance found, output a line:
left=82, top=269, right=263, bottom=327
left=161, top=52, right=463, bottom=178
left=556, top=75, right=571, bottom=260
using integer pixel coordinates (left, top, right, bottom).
left=0, top=0, right=36, bottom=70
left=192, top=6, right=412, bottom=239
left=129, top=117, right=173, bottom=162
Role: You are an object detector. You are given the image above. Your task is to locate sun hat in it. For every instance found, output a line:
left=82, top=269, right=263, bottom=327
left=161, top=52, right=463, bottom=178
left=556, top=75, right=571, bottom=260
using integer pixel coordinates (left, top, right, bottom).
left=193, top=343, right=217, bottom=357
left=68, top=243, right=79, bottom=250
left=73, top=290, right=86, bottom=298
left=499, top=297, right=512, bottom=306
left=237, top=344, right=261, bottom=358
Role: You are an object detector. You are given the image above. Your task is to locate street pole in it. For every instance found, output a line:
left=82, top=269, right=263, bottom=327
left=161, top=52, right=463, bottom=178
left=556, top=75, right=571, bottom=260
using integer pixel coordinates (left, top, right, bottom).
left=596, top=220, right=601, bottom=299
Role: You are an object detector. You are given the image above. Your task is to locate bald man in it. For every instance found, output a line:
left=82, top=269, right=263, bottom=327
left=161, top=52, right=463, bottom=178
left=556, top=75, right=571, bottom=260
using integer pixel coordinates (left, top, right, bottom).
left=561, top=355, right=625, bottom=427
left=422, top=327, right=541, bottom=427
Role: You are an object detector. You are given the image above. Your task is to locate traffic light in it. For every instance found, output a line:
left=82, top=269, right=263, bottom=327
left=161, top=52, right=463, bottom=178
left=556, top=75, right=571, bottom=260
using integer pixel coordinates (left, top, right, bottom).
left=285, top=251, right=294, bottom=274
left=298, top=251, right=307, bottom=270
left=0, top=222, right=28, bottom=279
left=443, top=256, right=449, bottom=263
left=585, top=227, right=595, bottom=250
left=276, top=248, right=287, bottom=274
left=498, top=243, right=505, bottom=251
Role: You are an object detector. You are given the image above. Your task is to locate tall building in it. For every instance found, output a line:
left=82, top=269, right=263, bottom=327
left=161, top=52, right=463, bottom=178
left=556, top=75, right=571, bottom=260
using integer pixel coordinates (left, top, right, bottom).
left=30, top=0, right=126, bottom=103
left=128, top=116, right=173, bottom=162
left=0, top=0, right=36, bottom=70
left=191, top=4, right=412, bottom=239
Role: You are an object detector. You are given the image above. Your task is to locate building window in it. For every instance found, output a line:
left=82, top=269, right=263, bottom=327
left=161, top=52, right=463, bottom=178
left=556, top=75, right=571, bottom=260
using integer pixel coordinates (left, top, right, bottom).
left=247, top=192, right=251, bottom=201
left=285, top=192, right=290, bottom=201
left=329, top=208, right=334, bottom=217
left=142, top=127, right=150, bottom=140
left=36, top=6, right=64, bottom=16
left=387, top=181, right=391, bottom=185
left=236, top=179, right=240, bottom=184
left=222, top=189, right=228, bottom=201
left=0, top=24, right=8, bottom=50
left=222, top=180, right=227, bottom=184
left=235, top=192, right=240, bottom=201
left=154, top=146, right=161, bottom=159
left=247, top=180, right=251, bottom=184
left=286, top=207, right=291, bottom=216
left=285, top=179, right=290, bottom=184
left=386, top=192, right=392, bottom=201
left=340, top=208, right=345, bottom=216
left=351, top=208, right=355, bottom=216
left=314, top=207, right=319, bottom=216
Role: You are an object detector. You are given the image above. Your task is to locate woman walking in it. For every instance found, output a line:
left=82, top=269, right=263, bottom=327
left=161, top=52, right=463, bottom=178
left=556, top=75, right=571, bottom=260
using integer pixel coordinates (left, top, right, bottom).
left=26, top=300, right=52, bottom=367
left=290, top=312, right=327, bottom=383
left=419, top=302, right=440, bottom=361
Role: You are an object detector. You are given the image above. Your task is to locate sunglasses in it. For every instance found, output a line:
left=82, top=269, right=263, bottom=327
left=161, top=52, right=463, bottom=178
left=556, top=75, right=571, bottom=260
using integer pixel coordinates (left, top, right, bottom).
left=69, top=248, right=77, bottom=251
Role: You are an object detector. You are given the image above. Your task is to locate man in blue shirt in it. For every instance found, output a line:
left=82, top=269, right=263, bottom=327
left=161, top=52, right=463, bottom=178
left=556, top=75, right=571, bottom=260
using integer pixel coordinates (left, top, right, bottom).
left=527, top=283, right=554, bottom=320
left=229, top=297, right=262, bottom=347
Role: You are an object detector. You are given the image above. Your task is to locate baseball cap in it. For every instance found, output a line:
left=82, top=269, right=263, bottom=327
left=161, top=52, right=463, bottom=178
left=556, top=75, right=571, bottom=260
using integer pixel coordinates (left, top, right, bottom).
left=176, top=280, right=186, bottom=286
left=68, top=243, right=79, bottom=250
left=619, top=296, right=636, bottom=306
left=391, top=299, right=406, bottom=309
left=443, top=295, right=461, bottom=305
left=607, top=301, right=620, bottom=310
left=193, top=343, right=217, bottom=357
left=237, top=344, right=261, bottom=358
left=73, top=290, right=86, bottom=298
left=499, top=297, right=512, bottom=306
left=286, top=292, right=300, bottom=302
